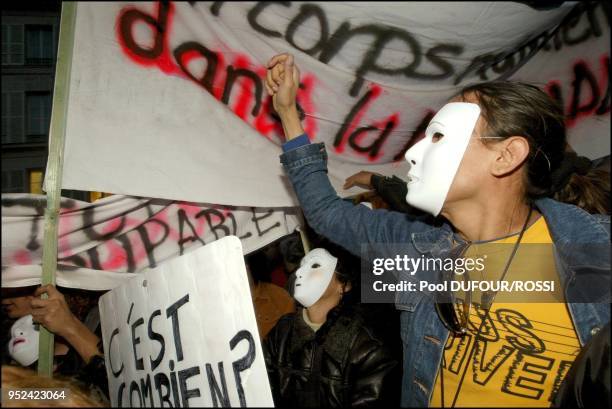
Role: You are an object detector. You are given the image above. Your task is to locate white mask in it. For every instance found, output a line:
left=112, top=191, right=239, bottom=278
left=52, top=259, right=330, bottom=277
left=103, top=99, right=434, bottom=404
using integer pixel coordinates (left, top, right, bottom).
left=404, top=102, right=481, bottom=216
left=294, top=248, right=338, bottom=308
left=8, top=315, right=39, bottom=367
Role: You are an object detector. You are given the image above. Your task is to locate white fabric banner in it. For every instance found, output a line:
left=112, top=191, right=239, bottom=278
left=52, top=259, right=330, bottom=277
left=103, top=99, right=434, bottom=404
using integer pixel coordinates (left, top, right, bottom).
left=1, top=193, right=299, bottom=290
left=99, top=236, right=274, bottom=407
left=58, top=1, right=609, bottom=207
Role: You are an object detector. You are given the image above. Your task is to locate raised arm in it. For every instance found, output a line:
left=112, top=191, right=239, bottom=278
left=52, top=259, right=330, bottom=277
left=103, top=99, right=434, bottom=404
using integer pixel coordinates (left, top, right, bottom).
left=265, top=53, right=430, bottom=257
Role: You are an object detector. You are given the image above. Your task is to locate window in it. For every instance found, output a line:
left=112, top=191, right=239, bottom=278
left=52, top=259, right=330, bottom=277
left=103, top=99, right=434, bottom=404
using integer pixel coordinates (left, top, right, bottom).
left=62, top=190, right=90, bottom=202
left=28, top=169, right=44, bottom=194
left=26, top=92, right=51, bottom=139
left=89, top=192, right=113, bottom=202
left=1, top=24, right=25, bottom=65
left=1, top=170, right=25, bottom=193
left=25, top=25, right=53, bottom=65
left=1, top=92, right=25, bottom=144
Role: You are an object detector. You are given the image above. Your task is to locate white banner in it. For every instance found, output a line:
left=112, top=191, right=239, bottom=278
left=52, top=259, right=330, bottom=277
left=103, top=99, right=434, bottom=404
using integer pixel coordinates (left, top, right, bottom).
left=99, top=236, right=274, bottom=407
left=1, top=193, right=299, bottom=290
left=58, top=1, right=609, bottom=207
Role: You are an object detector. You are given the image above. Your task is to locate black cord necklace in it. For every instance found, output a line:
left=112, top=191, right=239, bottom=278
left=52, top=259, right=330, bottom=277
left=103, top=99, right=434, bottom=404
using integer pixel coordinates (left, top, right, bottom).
left=440, top=204, right=534, bottom=408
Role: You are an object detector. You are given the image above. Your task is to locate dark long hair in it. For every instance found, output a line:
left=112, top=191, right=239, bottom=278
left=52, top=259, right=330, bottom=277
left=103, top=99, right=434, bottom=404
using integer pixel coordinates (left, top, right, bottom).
left=310, top=236, right=360, bottom=306
left=458, top=81, right=610, bottom=214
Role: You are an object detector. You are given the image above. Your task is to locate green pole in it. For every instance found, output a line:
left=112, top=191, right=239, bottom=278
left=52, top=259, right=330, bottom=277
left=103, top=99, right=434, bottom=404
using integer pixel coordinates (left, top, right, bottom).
left=38, top=1, right=77, bottom=377
left=296, top=211, right=311, bottom=254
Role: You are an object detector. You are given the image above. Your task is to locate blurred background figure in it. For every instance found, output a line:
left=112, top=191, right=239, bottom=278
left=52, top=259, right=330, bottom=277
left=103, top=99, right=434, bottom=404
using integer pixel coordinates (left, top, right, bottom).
left=1, top=285, right=108, bottom=403
left=1, top=365, right=107, bottom=407
left=246, top=247, right=295, bottom=340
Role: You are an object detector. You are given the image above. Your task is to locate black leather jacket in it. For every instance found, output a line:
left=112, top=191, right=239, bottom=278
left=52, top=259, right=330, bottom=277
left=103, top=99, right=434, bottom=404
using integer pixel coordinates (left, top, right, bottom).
left=264, top=305, right=399, bottom=407
left=553, top=322, right=610, bottom=408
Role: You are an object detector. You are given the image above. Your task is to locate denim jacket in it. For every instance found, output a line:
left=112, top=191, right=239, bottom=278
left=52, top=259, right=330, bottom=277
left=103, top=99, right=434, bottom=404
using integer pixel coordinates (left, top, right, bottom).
left=280, top=142, right=611, bottom=407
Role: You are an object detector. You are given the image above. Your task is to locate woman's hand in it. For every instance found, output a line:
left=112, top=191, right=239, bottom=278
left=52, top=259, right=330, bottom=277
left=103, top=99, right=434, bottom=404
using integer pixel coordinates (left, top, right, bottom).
left=265, top=53, right=304, bottom=140
left=30, top=284, right=78, bottom=338
left=31, top=284, right=102, bottom=364
left=266, top=53, right=300, bottom=115
left=343, top=171, right=381, bottom=190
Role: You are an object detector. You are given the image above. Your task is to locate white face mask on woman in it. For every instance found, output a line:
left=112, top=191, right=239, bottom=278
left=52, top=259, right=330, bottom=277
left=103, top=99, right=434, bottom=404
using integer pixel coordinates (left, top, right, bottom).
left=404, top=102, right=481, bottom=216
left=8, top=314, right=39, bottom=367
left=294, top=248, right=338, bottom=308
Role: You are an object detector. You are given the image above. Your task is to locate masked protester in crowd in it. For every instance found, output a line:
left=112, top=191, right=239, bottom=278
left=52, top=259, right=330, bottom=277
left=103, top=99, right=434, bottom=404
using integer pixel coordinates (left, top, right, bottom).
left=264, top=53, right=610, bottom=407
left=2, top=285, right=108, bottom=403
left=264, top=245, right=399, bottom=407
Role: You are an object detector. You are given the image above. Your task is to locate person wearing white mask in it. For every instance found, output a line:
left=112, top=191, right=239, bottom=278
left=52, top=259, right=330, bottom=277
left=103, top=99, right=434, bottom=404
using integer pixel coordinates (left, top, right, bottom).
left=264, top=53, right=609, bottom=407
left=264, top=243, right=399, bottom=407
left=3, top=285, right=109, bottom=403
left=8, top=315, right=40, bottom=367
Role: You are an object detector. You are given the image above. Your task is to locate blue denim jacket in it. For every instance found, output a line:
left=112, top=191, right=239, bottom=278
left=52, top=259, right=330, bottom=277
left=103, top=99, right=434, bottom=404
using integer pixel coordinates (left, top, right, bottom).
left=280, top=142, right=611, bottom=407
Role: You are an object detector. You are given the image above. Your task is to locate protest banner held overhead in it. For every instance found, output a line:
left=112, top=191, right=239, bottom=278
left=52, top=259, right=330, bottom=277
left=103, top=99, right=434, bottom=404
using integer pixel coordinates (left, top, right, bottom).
left=2, top=194, right=299, bottom=290
left=57, top=2, right=610, bottom=207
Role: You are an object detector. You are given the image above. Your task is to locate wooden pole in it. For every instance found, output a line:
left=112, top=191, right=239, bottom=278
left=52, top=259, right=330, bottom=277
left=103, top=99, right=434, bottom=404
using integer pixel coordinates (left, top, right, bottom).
left=296, top=211, right=311, bottom=254
left=38, top=1, right=77, bottom=377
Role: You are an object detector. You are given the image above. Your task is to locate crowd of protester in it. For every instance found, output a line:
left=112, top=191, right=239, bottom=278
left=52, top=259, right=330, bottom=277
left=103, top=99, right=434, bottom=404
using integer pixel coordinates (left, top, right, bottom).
left=2, top=53, right=611, bottom=408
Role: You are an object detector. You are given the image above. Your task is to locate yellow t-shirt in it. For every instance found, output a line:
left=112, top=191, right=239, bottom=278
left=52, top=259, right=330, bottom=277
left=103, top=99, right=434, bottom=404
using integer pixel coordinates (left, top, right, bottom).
left=430, top=216, right=581, bottom=407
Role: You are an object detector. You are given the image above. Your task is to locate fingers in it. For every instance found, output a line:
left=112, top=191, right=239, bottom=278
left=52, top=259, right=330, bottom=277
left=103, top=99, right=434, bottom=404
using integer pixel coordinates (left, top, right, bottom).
left=35, top=284, right=62, bottom=300
left=343, top=171, right=376, bottom=190
left=292, top=64, right=300, bottom=86
left=265, top=69, right=275, bottom=96
left=343, top=177, right=356, bottom=190
left=272, top=64, right=284, bottom=86
left=31, top=309, right=56, bottom=329
left=30, top=297, right=50, bottom=308
left=344, top=172, right=365, bottom=189
left=270, top=67, right=280, bottom=92
left=30, top=297, right=67, bottom=326
left=34, top=284, right=52, bottom=297
left=265, top=59, right=286, bottom=95
left=283, top=54, right=294, bottom=87
left=267, top=53, right=289, bottom=68
left=31, top=310, right=45, bottom=322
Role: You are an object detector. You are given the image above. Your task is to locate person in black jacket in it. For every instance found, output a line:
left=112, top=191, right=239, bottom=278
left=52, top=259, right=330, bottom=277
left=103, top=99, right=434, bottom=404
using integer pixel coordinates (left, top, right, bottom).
left=553, top=322, right=611, bottom=408
left=264, top=243, right=400, bottom=407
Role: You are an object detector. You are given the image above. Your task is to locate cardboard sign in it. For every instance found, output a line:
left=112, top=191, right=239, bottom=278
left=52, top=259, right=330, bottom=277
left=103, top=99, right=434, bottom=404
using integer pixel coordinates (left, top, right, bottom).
left=98, top=236, right=274, bottom=406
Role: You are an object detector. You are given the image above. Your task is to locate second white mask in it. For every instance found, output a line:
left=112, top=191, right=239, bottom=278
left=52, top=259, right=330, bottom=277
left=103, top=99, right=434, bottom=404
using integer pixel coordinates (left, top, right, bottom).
left=294, top=248, right=338, bottom=308
left=8, top=315, right=39, bottom=367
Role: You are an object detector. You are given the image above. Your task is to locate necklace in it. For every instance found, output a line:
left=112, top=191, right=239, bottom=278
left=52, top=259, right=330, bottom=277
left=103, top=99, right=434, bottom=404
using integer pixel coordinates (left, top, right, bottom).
left=480, top=204, right=534, bottom=311
left=440, top=204, right=534, bottom=408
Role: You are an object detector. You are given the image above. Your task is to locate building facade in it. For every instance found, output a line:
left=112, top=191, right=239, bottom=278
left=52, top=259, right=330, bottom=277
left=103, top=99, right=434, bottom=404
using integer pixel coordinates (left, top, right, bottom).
left=2, top=1, right=90, bottom=201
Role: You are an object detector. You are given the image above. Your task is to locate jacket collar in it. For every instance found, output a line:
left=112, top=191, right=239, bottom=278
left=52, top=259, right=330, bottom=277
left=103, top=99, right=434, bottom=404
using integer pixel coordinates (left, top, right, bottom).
left=289, top=307, right=362, bottom=363
left=410, top=198, right=610, bottom=266
left=535, top=197, right=610, bottom=243
left=411, top=222, right=457, bottom=256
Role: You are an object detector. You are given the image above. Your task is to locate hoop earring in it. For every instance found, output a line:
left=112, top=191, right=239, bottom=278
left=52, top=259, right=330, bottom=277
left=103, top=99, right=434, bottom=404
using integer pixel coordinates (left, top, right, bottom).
left=533, top=146, right=552, bottom=172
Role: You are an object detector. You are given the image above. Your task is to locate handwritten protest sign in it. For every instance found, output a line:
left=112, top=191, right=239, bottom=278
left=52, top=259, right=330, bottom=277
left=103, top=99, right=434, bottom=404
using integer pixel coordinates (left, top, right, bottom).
left=1, top=193, right=298, bottom=290
left=99, top=236, right=274, bottom=407
left=56, top=2, right=609, bottom=207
